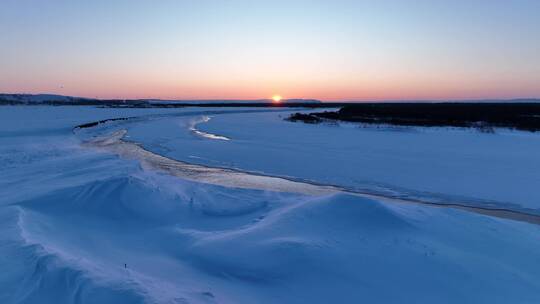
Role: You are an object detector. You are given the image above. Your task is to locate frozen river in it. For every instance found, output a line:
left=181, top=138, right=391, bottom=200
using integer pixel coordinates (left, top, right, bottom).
left=85, top=107, right=540, bottom=213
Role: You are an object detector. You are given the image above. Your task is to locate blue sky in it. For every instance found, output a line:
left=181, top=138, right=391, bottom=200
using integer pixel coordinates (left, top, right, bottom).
left=1, top=0, right=539, bottom=100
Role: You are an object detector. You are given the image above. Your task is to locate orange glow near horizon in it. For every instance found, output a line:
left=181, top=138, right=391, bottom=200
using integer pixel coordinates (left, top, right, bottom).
left=4, top=76, right=540, bottom=102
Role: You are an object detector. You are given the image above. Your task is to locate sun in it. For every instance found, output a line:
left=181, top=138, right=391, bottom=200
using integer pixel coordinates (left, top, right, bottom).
left=272, top=95, right=283, bottom=103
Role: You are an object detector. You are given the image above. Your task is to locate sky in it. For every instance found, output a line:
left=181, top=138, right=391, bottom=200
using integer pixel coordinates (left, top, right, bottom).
left=1, top=0, right=539, bottom=101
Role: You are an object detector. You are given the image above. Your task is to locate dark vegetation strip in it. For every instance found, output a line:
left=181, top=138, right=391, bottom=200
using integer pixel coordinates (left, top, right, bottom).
left=287, top=103, right=540, bottom=132
left=74, top=117, right=134, bottom=129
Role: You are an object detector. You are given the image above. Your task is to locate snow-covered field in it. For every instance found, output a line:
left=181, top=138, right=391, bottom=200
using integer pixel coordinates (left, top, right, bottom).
left=1, top=106, right=540, bottom=303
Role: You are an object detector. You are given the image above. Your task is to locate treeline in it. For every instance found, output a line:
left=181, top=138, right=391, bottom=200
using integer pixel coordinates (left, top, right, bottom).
left=287, top=103, right=540, bottom=132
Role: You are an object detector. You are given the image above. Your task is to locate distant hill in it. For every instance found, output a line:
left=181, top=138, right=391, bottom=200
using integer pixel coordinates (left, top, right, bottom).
left=0, top=93, right=153, bottom=106
left=0, top=93, right=92, bottom=104
left=0, top=94, right=322, bottom=106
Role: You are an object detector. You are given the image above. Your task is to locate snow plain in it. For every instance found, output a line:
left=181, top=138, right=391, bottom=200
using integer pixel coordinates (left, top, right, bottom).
left=1, top=106, right=540, bottom=304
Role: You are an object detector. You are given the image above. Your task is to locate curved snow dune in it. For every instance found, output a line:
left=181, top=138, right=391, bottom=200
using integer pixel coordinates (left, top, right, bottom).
left=85, top=130, right=540, bottom=225
left=7, top=173, right=540, bottom=303
left=0, top=207, right=149, bottom=304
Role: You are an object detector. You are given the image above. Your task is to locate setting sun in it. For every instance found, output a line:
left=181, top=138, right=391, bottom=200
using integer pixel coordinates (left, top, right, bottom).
left=272, top=95, right=283, bottom=103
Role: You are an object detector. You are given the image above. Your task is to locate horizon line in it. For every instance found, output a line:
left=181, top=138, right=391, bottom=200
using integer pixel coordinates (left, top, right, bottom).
left=1, top=92, right=540, bottom=103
